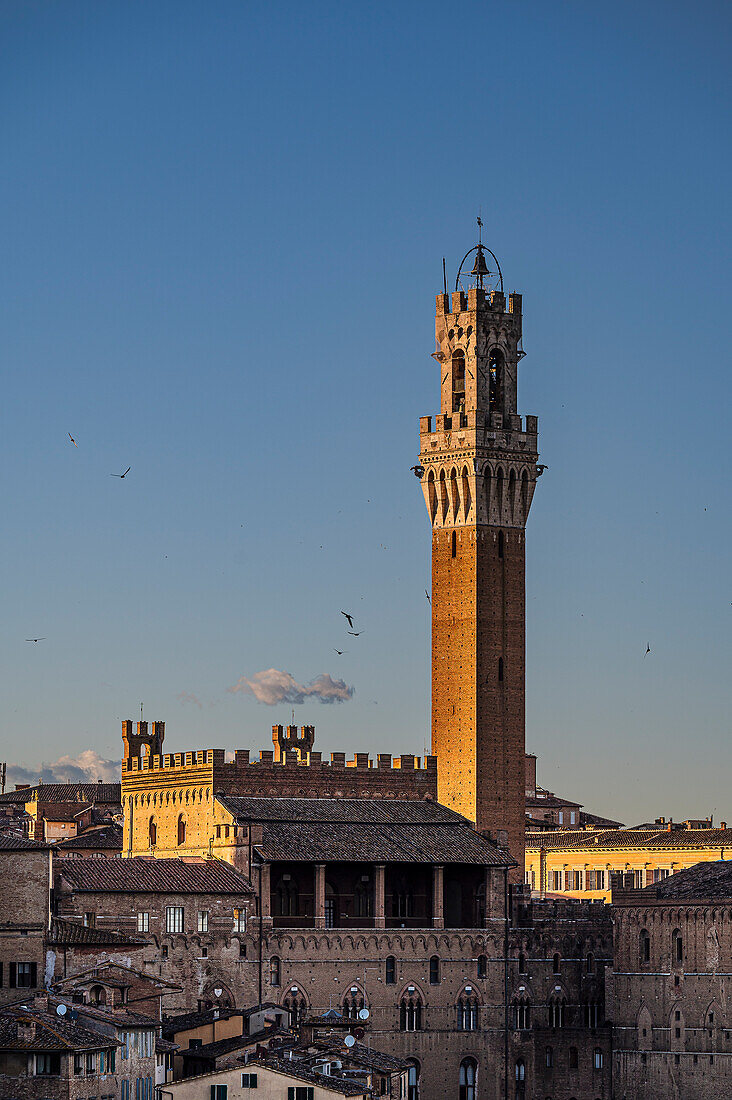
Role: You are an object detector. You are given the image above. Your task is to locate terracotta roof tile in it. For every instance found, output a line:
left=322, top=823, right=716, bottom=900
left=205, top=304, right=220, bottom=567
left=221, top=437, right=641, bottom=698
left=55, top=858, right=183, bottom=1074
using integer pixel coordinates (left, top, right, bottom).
left=526, top=828, right=732, bottom=853
left=56, top=824, right=123, bottom=850
left=221, top=796, right=512, bottom=867
left=58, top=857, right=253, bottom=894
left=0, top=783, right=121, bottom=805
left=48, top=917, right=147, bottom=947
left=221, top=797, right=463, bottom=825
left=642, top=859, right=732, bottom=899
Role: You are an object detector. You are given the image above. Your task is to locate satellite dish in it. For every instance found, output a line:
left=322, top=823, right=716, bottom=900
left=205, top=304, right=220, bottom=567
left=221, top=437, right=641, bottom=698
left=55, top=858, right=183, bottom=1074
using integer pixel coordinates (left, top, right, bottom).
left=344, top=1034, right=356, bottom=1048
left=358, top=1008, right=369, bottom=1020
left=56, top=1005, right=67, bottom=1016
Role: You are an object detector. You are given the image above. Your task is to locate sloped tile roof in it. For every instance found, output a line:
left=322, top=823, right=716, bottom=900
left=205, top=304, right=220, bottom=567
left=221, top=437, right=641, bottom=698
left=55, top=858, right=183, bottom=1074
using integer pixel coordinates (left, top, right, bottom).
left=0, top=835, right=47, bottom=850
left=0, top=783, right=121, bottom=805
left=220, top=796, right=512, bottom=867
left=57, top=856, right=252, bottom=894
left=257, top=821, right=512, bottom=865
left=220, top=797, right=463, bottom=825
left=56, top=824, right=123, bottom=850
left=526, top=828, right=732, bottom=853
left=642, top=859, right=732, bottom=899
left=48, top=917, right=147, bottom=947
left=0, top=1004, right=118, bottom=1051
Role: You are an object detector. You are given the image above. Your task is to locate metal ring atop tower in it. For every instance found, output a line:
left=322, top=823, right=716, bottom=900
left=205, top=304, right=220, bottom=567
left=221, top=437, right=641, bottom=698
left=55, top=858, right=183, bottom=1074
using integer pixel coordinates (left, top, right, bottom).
left=455, top=245, right=504, bottom=294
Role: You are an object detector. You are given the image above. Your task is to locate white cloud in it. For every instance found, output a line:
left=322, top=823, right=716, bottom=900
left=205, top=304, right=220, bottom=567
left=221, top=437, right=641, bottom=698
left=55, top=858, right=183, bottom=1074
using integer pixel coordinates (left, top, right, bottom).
left=176, top=691, right=203, bottom=708
left=227, top=668, right=355, bottom=706
left=7, top=750, right=121, bottom=786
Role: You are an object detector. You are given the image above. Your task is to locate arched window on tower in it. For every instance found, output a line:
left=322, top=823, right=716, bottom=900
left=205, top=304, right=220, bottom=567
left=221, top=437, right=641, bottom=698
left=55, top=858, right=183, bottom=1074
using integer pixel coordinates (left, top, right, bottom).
left=673, top=928, right=683, bottom=966
left=148, top=817, right=157, bottom=848
left=283, top=990, right=307, bottom=1025
left=639, top=929, right=651, bottom=965
left=176, top=815, right=186, bottom=846
left=385, top=955, right=396, bottom=985
left=451, top=530, right=457, bottom=558
left=459, top=1058, right=477, bottom=1100
left=489, top=348, right=504, bottom=413
left=514, top=1059, right=526, bottom=1100
left=498, top=530, right=504, bottom=559
left=498, top=658, right=504, bottom=682
left=549, top=995, right=566, bottom=1028
left=399, top=991, right=423, bottom=1032
left=269, top=956, right=280, bottom=987
left=457, top=991, right=479, bottom=1031
left=477, top=954, right=487, bottom=979
left=451, top=350, right=466, bottom=414
left=343, top=989, right=365, bottom=1019
left=429, top=956, right=440, bottom=985
left=513, top=994, right=531, bottom=1030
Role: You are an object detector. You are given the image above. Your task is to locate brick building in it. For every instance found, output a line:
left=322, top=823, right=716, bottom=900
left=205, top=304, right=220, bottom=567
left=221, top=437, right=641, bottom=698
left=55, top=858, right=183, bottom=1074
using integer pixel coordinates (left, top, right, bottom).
left=54, top=859, right=255, bottom=1013
left=0, top=996, right=121, bottom=1100
left=609, top=860, right=732, bottom=1098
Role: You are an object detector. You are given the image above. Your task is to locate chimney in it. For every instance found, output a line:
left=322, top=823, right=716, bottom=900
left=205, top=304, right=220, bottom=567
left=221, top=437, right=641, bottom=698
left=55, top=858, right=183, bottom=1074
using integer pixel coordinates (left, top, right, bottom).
left=722, top=822, right=727, bottom=830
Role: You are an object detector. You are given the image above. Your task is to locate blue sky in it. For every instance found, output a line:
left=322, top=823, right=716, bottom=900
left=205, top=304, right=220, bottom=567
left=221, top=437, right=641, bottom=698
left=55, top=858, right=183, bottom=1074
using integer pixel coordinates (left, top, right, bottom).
left=1, top=0, right=729, bottom=825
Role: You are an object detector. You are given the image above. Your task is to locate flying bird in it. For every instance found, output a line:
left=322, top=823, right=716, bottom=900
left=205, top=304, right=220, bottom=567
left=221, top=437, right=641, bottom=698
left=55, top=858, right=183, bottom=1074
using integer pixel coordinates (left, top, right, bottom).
left=333, top=649, right=344, bottom=656
left=341, top=611, right=354, bottom=629
left=425, top=590, right=431, bottom=603
left=347, top=630, right=363, bottom=637
left=68, top=433, right=78, bottom=447
left=25, top=637, right=46, bottom=643
left=110, top=467, right=131, bottom=479
left=410, top=464, right=425, bottom=479
left=645, top=644, right=651, bottom=656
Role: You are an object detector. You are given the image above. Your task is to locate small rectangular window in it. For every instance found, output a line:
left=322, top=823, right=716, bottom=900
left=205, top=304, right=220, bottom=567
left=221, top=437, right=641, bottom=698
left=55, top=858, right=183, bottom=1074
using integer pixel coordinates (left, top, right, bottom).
left=35, top=1053, right=60, bottom=1075
left=16, top=962, right=36, bottom=988
left=137, top=912, right=149, bottom=933
left=210, top=1086, right=228, bottom=1100
left=166, top=906, right=184, bottom=933
left=86, top=1053, right=95, bottom=1073
left=241, top=1074, right=258, bottom=1088
left=74, top=1054, right=84, bottom=1076
left=233, top=908, right=246, bottom=932
left=198, top=911, right=208, bottom=933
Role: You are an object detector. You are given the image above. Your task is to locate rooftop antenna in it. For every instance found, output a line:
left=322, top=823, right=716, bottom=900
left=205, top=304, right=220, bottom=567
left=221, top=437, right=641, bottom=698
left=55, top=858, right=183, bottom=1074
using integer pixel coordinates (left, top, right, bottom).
left=0, top=762, right=5, bottom=795
left=442, top=257, right=447, bottom=296
left=140, top=702, right=144, bottom=722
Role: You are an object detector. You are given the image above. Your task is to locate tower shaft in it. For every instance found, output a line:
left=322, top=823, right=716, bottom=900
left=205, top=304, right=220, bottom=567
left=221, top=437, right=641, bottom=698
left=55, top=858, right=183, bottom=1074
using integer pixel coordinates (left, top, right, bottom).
left=420, top=285, right=539, bottom=872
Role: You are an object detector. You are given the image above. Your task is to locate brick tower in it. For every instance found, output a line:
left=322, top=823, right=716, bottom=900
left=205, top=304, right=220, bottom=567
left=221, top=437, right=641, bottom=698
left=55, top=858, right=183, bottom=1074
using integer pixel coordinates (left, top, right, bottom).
left=418, top=232, right=541, bottom=871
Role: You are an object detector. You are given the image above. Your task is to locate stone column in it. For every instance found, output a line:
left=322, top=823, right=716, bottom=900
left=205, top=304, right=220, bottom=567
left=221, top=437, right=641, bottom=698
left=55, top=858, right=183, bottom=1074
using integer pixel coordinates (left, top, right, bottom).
left=314, top=863, right=326, bottom=928
left=374, top=864, right=386, bottom=929
left=432, top=864, right=444, bottom=928
left=259, top=862, right=271, bottom=921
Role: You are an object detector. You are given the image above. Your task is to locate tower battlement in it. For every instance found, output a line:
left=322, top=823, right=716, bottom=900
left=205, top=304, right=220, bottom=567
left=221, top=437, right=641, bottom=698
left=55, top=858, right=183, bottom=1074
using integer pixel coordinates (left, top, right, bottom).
left=121, top=746, right=437, bottom=775
left=119, top=720, right=438, bottom=802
